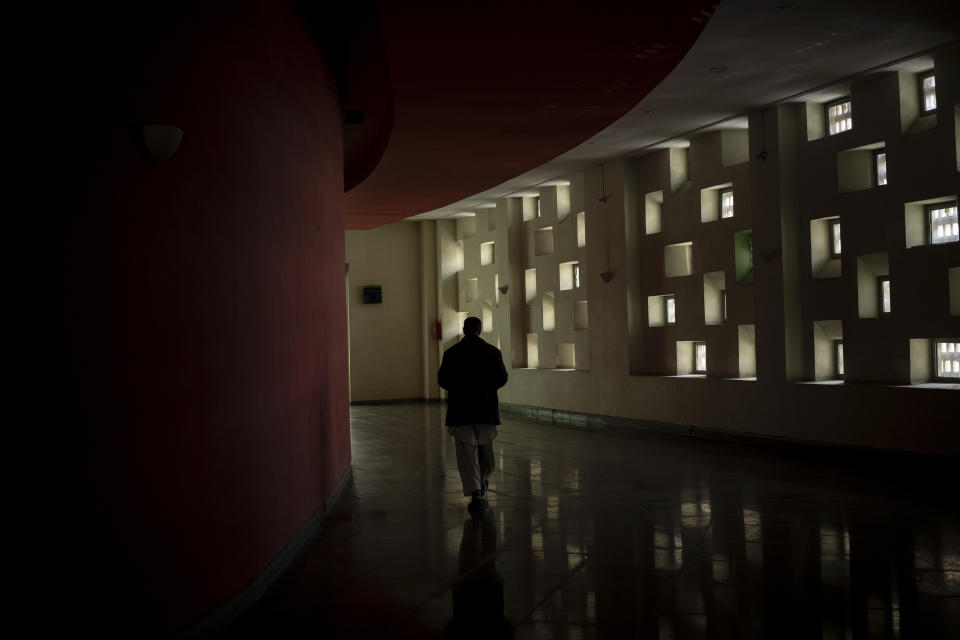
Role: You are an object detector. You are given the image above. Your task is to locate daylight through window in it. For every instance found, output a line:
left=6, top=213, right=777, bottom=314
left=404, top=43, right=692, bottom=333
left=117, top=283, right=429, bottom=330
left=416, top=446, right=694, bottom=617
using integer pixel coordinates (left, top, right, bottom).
left=929, top=202, right=959, bottom=244
left=921, top=73, right=937, bottom=113
left=827, top=99, right=852, bottom=135
left=936, top=341, right=959, bottom=379
left=720, top=189, right=734, bottom=219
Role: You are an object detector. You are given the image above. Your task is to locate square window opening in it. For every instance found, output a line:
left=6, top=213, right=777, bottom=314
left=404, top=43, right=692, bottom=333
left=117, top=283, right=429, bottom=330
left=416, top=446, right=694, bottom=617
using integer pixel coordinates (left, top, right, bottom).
left=934, top=340, right=960, bottom=380
left=928, top=201, right=959, bottom=245
left=826, top=98, right=853, bottom=135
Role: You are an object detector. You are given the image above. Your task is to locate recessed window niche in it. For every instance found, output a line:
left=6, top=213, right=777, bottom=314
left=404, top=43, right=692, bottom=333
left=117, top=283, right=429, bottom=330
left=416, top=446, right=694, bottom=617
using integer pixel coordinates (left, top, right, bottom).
left=856, top=253, right=889, bottom=318
left=738, top=324, right=756, bottom=378
left=574, top=301, right=588, bottom=330
left=703, top=271, right=726, bottom=325
left=905, top=196, right=958, bottom=248
left=557, top=343, right=576, bottom=369
left=464, top=277, right=479, bottom=302
left=910, top=338, right=931, bottom=384
left=525, top=268, right=537, bottom=304
left=526, top=334, right=539, bottom=368
left=676, top=341, right=696, bottom=375
left=522, top=197, right=537, bottom=222
left=810, top=216, right=842, bottom=278
left=813, top=320, right=843, bottom=381
left=480, top=241, right=495, bottom=266
left=664, top=242, right=693, bottom=278
left=576, top=212, right=586, bottom=247
left=647, top=294, right=675, bottom=327
left=559, top=261, right=579, bottom=291
left=734, top=230, right=754, bottom=284
left=898, top=69, right=938, bottom=134
left=542, top=291, right=555, bottom=331
left=556, top=184, right=571, bottom=222
left=700, top=183, right=733, bottom=222
left=459, top=216, right=477, bottom=238
left=535, top=227, right=555, bottom=255
left=837, top=142, right=885, bottom=192
left=645, top=190, right=663, bottom=234
left=482, top=300, right=493, bottom=333
left=669, top=148, right=688, bottom=193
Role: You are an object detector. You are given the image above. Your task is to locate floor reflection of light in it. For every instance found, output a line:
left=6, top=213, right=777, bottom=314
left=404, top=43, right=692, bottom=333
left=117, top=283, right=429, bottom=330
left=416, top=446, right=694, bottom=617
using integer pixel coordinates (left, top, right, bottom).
left=530, top=459, right=542, bottom=497
left=742, top=507, right=761, bottom=542
left=681, top=499, right=711, bottom=527
left=587, top=592, right=596, bottom=621
left=820, top=521, right=850, bottom=587
left=563, top=467, right=580, bottom=491
left=655, top=526, right=683, bottom=569
left=498, top=510, right=506, bottom=541
left=547, top=495, right=560, bottom=521
left=712, top=553, right=731, bottom=582
left=447, top=526, right=461, bottom=556
left=532, top=531, right=544, bottom=559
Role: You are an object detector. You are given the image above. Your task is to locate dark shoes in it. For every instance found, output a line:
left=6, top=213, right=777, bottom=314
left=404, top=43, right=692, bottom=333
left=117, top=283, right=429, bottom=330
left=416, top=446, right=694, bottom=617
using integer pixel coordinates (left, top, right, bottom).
left=467, top=490, right=486, bottom=513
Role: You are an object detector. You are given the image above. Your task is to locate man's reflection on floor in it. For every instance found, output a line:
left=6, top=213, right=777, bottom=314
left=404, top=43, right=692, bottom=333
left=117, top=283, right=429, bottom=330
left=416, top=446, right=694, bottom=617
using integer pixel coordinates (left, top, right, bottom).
left=444, top=509, right=513, bottom=639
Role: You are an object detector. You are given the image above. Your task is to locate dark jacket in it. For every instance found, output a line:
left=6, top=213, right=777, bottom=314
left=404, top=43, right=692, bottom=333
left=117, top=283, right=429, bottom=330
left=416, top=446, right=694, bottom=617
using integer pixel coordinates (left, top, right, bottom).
left=438, top=335, right=508, bottom=426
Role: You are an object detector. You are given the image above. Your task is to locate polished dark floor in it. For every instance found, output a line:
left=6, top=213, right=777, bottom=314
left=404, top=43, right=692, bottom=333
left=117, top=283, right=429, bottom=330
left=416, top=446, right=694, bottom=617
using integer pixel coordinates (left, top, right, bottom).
left=223, top=403, right=959, bottom=639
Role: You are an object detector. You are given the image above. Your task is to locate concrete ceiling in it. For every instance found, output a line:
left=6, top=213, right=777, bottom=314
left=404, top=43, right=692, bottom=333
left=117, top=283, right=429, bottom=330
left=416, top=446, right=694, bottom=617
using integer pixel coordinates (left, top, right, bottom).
left=408, top=0, right=959, bottom=221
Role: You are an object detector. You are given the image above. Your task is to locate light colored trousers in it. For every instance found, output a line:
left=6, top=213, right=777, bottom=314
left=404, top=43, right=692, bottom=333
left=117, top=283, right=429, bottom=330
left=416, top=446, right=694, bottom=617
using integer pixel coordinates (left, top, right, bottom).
left=449, top=424, right=498, bottom=496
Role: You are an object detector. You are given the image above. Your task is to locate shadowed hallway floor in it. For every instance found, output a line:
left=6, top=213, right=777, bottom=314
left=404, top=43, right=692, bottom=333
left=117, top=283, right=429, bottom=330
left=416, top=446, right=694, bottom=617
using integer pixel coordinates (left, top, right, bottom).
left=222, top=403, right=959, bottom=639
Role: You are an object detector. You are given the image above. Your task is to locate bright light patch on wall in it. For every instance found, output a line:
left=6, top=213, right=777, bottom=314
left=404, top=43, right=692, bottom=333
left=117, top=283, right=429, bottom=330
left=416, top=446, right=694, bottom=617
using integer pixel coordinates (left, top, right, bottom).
left=827, top=99, right=852, bottom=135
left=937, top=341, right=960, bottom=378
left=720, top=189, right=734, bottom=219
left=930, top=203, right=959, bottom=244
left=576, top=211, right=586, bottom=247
left=666, top=295, right=676, bottom=325
left=922, top=73, right=937, bottom=113
left=875, top=152, right=887, bottom=186
left=836, top=340, right=844, bottom=377
left=831, top=219, right=842, bottom=256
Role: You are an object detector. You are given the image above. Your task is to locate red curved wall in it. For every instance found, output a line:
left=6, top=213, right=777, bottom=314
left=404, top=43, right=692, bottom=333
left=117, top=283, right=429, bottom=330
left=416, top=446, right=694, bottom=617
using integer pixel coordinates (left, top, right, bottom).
left=53, top=1, right=349, bottom=633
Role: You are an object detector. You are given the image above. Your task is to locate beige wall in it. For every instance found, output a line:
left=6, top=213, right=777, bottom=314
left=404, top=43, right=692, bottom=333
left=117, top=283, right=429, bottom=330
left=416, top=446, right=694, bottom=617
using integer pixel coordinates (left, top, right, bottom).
left=346, top=222, right=439, bottom=402
left=345, top=49, right=958, bottom=454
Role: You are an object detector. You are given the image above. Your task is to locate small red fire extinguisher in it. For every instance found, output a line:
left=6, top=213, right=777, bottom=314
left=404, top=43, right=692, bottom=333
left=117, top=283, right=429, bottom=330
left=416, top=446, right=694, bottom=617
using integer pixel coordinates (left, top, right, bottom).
left=433, top=320, right=442, bottom=341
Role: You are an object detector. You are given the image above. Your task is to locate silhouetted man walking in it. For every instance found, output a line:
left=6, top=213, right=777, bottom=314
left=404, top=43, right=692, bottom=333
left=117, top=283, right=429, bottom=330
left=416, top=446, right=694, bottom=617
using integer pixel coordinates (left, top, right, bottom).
left=438, top=316, right=508, bottom=512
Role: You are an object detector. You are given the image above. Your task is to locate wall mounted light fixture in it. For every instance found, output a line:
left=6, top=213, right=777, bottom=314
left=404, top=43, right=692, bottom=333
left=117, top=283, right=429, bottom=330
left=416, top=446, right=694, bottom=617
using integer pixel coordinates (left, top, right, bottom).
left=141, top=124, right=183, bottom=162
